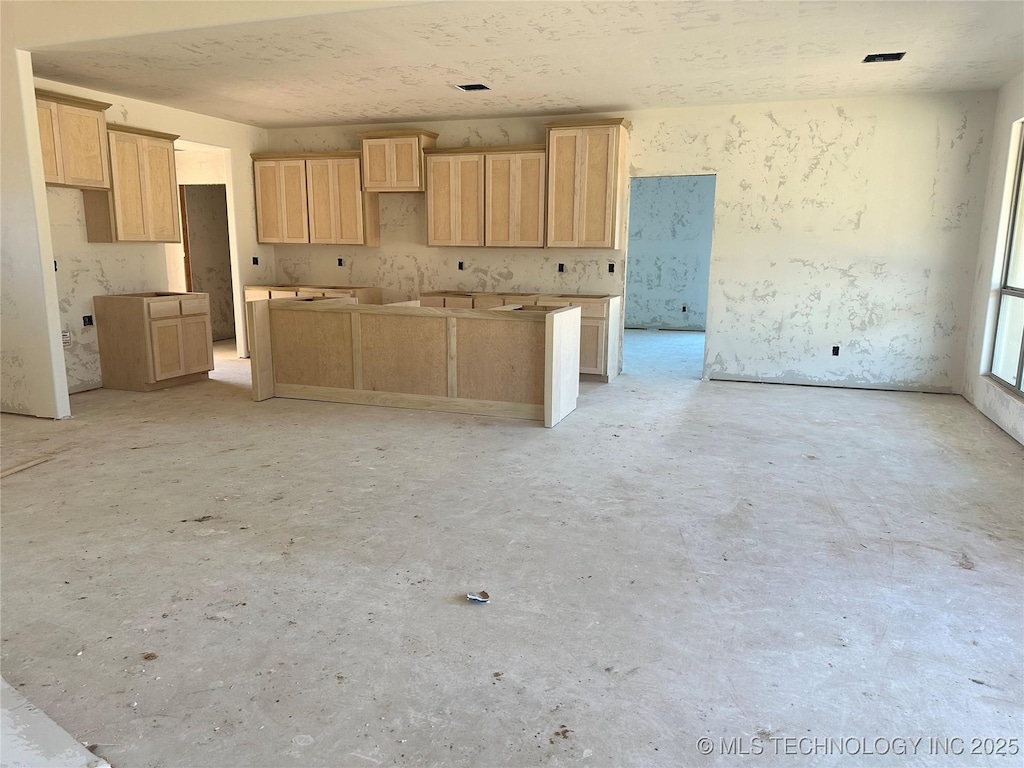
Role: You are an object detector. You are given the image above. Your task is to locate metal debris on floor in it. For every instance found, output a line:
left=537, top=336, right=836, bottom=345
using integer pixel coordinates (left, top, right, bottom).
left=466, top=591, right=490, bottom=603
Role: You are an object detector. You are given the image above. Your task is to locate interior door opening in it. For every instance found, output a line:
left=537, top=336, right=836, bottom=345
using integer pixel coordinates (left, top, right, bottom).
left=623, top=174, right=716, bottom=378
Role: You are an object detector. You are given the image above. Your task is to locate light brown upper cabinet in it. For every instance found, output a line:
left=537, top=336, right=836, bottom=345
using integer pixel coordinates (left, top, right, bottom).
left=425, top=153, right=484, bottom=247
left=546, top=119, right=629, bottom=249
left=359, top=130, right=438, bottom=192
left=254, top=159, right=309, bottom=244
left=82, top=126, right=180, bottom=243
left=485, top=147, right=547, bottom=248
left=252, top=153, right=380, bottom=245
left=35, top=90, right=111, bottom=189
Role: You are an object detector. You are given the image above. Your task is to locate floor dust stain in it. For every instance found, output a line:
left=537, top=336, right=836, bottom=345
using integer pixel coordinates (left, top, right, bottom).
left=956, top=552, right=975, bottom=570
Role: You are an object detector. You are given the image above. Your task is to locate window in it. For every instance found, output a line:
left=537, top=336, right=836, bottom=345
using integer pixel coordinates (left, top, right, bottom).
left=991, top=127, right=1024, bottom=395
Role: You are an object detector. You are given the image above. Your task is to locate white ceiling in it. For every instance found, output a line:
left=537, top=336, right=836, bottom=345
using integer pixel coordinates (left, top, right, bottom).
left=30, top=0, right=1024, bottom=129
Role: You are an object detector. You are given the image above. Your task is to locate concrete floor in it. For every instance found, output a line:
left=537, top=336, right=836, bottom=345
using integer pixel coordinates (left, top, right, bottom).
left=1, top=330, right=1021, bottom=768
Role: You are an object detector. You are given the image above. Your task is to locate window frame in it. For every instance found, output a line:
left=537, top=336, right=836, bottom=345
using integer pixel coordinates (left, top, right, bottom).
left=990, top=125, right=1024, bottom=395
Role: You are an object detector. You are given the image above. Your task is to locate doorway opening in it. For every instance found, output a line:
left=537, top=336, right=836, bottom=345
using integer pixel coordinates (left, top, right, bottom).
left=624, top=175, right=715, bottom=378
left=170, top=140, right=237, bottom=345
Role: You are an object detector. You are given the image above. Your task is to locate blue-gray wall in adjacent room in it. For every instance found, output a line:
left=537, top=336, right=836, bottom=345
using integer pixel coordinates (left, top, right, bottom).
left=625, top=175, right=715, bottom=330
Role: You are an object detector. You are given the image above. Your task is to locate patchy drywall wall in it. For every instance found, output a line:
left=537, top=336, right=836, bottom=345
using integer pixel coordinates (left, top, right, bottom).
left=625, top=175, right=715, bottom=330
left=269, top=93, right=995, bottom=392
left=962, top=72, right=1024, bottom=445
left=48, top=188, right=170, bottom=392
left=629, top=95, right=996, bottom=393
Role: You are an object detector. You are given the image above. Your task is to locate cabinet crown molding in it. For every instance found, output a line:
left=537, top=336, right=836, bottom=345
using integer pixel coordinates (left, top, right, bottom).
left=107, top=124, right=180, bottom=141
left=424, top=144, right=546, bottom=156
left=544, top=117, right=631, bottom=130
left=251, top=151, right=361, bottom=160
left=358, top=128, right=440, bottom=140
left=34, top=89, right=112, bottom=112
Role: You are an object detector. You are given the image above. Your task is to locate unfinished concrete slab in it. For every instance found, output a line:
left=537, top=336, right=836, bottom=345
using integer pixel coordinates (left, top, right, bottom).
left=0, top=332, right=1020, bottom=767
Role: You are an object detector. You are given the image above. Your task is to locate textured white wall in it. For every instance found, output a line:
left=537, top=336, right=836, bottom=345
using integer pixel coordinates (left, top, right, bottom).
left=270, top=92, right=996, bottom=392
left=962, top=72, right=1024, bottom=445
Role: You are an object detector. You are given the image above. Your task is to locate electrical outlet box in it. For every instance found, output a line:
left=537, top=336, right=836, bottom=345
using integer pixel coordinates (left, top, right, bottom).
left=832, top=345, right=840, bottom=356
left=458, top=261, right=464, bottom=271
left=608, top=263, right=615, bottom=273
left=82, top=315, right=93, bottom=327
left=557, top=263, right=565, bottom=273
left=252, top=257, right=259, bottom=266
left=337, top=257, right=344, bottom=267
left=681, top=305, right=688, bottom=313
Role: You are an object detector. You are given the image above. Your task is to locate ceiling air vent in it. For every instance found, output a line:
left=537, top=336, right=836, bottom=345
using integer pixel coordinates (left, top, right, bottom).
left=862, top=52, right=906, bottom=63
left=454, top=83, right=491, bottom=92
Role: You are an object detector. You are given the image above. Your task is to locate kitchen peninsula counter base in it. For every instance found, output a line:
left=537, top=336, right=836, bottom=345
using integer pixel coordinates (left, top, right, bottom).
left=246, top=300, right=580, bottom=427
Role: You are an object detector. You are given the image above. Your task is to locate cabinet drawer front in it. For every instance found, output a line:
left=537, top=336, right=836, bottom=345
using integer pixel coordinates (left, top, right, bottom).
left=572, top=300, right=608, bottom=318
left=444, top=296, right=474, bottom=309
left=180, top=296, right=210, bottom=316
left=148, top=300, right=181, bottom=318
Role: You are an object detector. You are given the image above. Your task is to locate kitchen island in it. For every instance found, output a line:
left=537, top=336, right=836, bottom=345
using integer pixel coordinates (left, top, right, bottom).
left=246, top=298, right=581, bottom=427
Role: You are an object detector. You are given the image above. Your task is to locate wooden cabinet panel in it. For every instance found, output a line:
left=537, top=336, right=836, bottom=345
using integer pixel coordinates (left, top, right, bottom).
left=109, top=132, right=149, bottom=241
left=307, top=157, right=367, bottom=245
left=58, top=104, right=111, bottom=189
left=578, top=318, right=606, bottom=374
left=254, top=159, right=308, bottom=243
left=182, top=315, right=214, bottom=374
left=426, top=154, right=483, bottom=246
left=362, top=139, right=391, bottom=189
left=35, top=91, right=111, bottom=189
left=485, top=151, right=546, bottom=247
left=547, top=130, right=581, bottom=247
left=392, top=137, right=421, bottom=189
left=359, top=131, right=436, bottom=192
left=86, top=128, right=180, bottom=243
left=36, top=100, right=63, bottom=183
left=546, top=121, right=627, bottom=248
left=144, top=137, right=180, bottom=241
left=306, top=159, right=335, bottom=243
left=151, top=317, right=186, bottom=381
left=255, top=162, right=283, bottom=242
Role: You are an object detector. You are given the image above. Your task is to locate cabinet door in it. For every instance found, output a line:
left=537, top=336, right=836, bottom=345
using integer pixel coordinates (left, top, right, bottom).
left=150, top=318, right=186, bottom=381
left=334, top=158, right=365, bottom=244
left=254, top=161, right=283, bottom=242
left=546, top=129, right=582, bottom=247
left=427, top=155, right=483, bottom=246
left=279, top=160, right=309, bottom=243
left=362, top=139, right=391, bottom=189
left=392, top=137, right=422, bottom=190
left=58, top=104, right=110, bottom=189
left=182, top=315, right=214, bottom=374
left=36, top=100, right=64, bottom=184
left=306, top=158, right=337, bottom=244
left=485, top=154, right=514, bottom=247
left=143, top=137, right=180, bottom=242
left=109, top=131, right=149, bottom=241
left=516, top=152, right=546, bottom=247
left=579, top=317, right=606, bottom=375
left=578, top=126, right=616, bottom=248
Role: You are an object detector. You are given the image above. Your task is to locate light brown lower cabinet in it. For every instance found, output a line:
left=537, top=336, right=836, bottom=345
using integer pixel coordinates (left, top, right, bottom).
left=417, top=292, right=622, bottom=380
left=94, top=292, right=214, bottom=391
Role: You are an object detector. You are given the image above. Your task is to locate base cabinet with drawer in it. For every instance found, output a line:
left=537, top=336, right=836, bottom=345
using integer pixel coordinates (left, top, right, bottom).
left=93, top=292, right=214, bottom=391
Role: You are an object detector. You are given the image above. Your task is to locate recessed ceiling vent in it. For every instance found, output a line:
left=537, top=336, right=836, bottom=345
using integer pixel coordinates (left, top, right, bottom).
left=454, top=83, right=491, bottom=92
left=862, top=52, right=906, bottom=63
